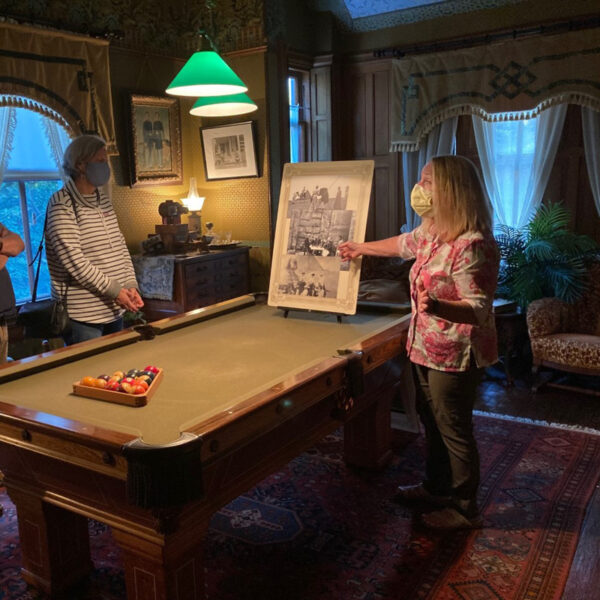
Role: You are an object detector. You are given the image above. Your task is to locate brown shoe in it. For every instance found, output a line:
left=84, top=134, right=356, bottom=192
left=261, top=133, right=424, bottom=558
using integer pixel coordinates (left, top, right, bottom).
left=421, top=508, right=483, bottom=530
left=391, top=484, right=451, bottom=506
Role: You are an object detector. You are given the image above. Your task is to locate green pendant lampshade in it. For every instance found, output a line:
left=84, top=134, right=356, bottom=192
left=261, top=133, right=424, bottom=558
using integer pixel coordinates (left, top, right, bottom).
left=166, top=51, right=248, bottom=97
left=190, top=93, right=257, bottom=117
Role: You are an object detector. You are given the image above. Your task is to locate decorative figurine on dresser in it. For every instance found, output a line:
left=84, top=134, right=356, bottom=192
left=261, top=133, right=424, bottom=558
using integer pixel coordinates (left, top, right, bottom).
left=134, top=202, right=250, bottom=322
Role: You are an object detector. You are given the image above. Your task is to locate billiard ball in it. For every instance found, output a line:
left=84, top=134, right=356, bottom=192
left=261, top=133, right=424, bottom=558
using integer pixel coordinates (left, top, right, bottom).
left=112, top=370, right=125, bottom=380
left=140, top=370, right=156, bottom=381
left=106, top=380, right=123, bottom=392
left=134, top=380, right=149, bottom=392
left=93, top=378, right=108, bottom=389
left=144, top=365, right=159, bottom=374
left=126, top=368, right=141, bottom=378
left=120, top=377, right=138, bottom=393
left=81, top=376, right=96, bottom=387
left=136, top=374, right=152, bottom=384
left=132, top=384, right=146, bottom=395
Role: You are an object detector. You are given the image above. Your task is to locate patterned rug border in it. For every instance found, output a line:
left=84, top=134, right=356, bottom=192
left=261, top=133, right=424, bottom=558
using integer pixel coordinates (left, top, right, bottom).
left=474, top=410, right=600, bottom=435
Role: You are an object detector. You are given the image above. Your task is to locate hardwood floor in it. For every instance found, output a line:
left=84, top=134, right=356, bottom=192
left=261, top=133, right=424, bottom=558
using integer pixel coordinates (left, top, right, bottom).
left=477, top=366, right=600, bottom=600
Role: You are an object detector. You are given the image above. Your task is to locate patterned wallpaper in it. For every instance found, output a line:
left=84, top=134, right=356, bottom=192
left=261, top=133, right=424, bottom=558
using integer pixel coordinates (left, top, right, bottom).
left=0, top=0, right=265, bottom=55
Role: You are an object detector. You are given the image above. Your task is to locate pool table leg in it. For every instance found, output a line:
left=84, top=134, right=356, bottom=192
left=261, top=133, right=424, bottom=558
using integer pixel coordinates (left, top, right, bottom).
left=343, top=387, right=394, bottom=469
left=6, top=486, right=93, bottom=595
left=112, top=523, right=207, bottom=600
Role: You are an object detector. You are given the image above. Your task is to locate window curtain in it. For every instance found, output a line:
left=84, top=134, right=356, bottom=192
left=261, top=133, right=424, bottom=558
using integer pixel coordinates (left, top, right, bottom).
left=473, top=104, right=567, bottom=228
left=43, top=118, right=71, bottom=182
left=401, top=117, right=457, bottom=232
left=581, top=107, right=600, bottom=217
left=390, top=28, right=600, bottom=152
left=0, top=106, right=16, bottom=183
left=0, top=22, right=116, bottom=153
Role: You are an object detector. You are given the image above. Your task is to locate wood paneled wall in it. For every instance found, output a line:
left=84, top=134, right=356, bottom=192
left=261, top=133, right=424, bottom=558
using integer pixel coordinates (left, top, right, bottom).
left=339, top=59, right=402, bottom=242
left=339, top=60, right=599, bottom=245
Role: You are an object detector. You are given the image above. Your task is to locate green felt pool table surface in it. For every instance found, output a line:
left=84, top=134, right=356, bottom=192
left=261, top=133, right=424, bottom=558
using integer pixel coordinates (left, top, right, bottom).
left=0, top=296, right=409, bottom=445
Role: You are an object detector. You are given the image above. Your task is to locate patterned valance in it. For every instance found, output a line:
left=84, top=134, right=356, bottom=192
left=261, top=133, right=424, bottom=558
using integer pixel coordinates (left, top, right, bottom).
left=390, top=28, right=600, bottom=152
left=0, top=22, right=116, bottom=153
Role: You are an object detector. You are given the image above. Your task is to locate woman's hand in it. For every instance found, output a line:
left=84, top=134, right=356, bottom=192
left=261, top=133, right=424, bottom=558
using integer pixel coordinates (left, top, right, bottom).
left=416, top=279, right=437, bottom=314
left=337, top=241, right=362, bottom=261
left=127, top=288, right=144, bottom=309
left=116, top=288, right=139, bottom=312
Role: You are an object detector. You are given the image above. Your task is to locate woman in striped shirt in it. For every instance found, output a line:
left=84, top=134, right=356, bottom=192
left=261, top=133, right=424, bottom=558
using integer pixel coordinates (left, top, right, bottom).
left=45, top=135, right=143, bottom=345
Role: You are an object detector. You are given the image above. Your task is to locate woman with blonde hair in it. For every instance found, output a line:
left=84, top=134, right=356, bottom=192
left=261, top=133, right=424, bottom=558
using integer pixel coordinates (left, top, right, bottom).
left=339, top=155, right=499, bottom=530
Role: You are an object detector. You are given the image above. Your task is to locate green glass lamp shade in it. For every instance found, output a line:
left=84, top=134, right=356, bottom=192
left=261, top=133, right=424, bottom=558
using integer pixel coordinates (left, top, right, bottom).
left=166, top=51, right=248, bottom=97
left=190, top=93, right=258, bottom=117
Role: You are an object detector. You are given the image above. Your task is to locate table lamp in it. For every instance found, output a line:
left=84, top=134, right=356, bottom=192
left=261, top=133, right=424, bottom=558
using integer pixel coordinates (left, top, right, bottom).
left=182, top=177, right=205, bottom=234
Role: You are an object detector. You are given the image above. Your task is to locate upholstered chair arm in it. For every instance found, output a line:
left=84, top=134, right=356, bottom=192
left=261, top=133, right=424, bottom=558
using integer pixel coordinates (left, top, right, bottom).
left=527, top=298, right=565, bottom=338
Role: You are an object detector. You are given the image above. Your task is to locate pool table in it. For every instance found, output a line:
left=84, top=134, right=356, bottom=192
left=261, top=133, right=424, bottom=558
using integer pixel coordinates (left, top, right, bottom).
left=0, top=295, right=410, bottom=600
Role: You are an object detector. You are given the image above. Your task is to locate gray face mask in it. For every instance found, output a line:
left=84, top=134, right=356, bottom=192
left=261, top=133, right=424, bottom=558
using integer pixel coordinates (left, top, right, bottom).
left=85, top=161, right=111, bottom=188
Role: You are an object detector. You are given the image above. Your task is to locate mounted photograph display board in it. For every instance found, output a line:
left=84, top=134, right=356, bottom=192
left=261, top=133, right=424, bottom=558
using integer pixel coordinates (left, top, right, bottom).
left=268, top=160, right=374, bottom=315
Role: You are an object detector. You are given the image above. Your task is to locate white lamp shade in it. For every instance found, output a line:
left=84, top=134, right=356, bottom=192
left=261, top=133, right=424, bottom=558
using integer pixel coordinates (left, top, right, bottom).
left=182, top=177, right=205, bottom=211
left=189, top=93, right=258, bottom=117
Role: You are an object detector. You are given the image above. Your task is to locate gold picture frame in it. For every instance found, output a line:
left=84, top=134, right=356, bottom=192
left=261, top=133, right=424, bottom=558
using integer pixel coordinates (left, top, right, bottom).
left=128, top=93, right=183, bottom=187
left=268, top=160, right=375, bottom=315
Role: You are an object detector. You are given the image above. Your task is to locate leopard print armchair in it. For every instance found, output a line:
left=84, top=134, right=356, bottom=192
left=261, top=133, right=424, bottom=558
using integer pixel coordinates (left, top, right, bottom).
left=526, top=262, right=600, bottom=395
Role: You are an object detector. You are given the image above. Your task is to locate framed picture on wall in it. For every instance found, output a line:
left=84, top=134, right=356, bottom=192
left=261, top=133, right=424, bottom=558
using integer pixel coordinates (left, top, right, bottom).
left=200, top=121, right=259, bottom=181
left=268, top=160, right=375, bottom=315
left=127, top=93, right=183, bottom=187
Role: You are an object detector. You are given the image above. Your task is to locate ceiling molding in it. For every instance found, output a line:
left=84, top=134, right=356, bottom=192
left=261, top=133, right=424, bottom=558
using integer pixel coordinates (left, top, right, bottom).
left=310, top=0, right=530, bottom=32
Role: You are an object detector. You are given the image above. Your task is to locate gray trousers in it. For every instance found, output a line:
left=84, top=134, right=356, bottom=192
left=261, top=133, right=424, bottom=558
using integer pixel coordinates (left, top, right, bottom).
left=413, top=360, right=483, bottom=517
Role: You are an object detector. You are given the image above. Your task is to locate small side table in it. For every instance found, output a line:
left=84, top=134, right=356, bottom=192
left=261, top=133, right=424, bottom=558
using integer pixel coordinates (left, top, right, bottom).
left=494, top=307, right=528, bottom=386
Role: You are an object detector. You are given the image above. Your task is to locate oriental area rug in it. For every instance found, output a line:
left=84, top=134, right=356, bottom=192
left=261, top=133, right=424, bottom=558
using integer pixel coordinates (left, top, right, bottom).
left=0, top=413, right=599, bottom=600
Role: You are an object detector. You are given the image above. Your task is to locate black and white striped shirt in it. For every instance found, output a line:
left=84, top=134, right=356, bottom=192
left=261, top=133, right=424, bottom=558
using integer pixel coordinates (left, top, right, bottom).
left=45, top=179, right=138, bottom=324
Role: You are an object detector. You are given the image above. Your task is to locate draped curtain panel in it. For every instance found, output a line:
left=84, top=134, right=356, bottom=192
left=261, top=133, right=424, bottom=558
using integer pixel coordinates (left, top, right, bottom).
left=581, top=107, right=600, bottom=217
left=0, top=22, right=116, bottom=153
left=390, top=28, right=600, bottom=152
left=0, top=106, right=16, bottom=184
left=473, top=105, right=567, bottom=228
left=401, top=117, right=457, bottom=232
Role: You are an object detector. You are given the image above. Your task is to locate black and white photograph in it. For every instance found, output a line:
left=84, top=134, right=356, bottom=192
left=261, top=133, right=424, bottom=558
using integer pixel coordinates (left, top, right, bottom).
left=268, top=160, right=374, bottom=315
left=276, top=255, right=341, bottom=299
left=200, top=121, right=259, bottom=181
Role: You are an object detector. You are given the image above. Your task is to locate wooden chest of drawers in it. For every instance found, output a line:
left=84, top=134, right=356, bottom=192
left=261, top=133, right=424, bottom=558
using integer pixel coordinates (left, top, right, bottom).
left=140, top=247, right=250, bottom=322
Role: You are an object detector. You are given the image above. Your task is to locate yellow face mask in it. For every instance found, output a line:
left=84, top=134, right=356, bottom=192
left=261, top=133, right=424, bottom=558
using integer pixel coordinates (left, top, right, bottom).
left=410, top=183, right=433, bottom=217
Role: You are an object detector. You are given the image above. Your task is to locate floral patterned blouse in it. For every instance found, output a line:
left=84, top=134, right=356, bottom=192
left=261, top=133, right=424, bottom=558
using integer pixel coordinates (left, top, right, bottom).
left=396, top=224, right=499, bottom=372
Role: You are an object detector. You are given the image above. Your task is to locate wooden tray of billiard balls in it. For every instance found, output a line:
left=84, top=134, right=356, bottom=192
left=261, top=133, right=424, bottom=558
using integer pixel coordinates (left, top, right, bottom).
left=72, top=367, right=163, bottom=407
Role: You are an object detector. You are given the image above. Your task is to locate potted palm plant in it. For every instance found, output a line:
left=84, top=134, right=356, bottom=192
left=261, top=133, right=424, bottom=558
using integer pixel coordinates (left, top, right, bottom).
left=495, top=203, right=599, bottom=310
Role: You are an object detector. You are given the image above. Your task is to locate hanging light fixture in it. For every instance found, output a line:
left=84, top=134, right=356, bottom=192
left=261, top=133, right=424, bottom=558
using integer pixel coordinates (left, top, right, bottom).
left=165, top=7, right=254, bottom=115
left=190, top=93, right=257, bottom=117
left=166, top=51, right=248, bottom=98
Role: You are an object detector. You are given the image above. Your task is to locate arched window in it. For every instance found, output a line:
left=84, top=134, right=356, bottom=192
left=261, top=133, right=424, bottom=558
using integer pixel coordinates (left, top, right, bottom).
left=0, top=101, right=72, bottom=303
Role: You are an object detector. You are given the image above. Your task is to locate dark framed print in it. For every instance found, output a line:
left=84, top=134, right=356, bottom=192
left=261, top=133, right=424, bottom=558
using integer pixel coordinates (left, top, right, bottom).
left=268, top=160, right=375, bottom=315
left=128, top=93, right=183, bottom=187
left=200, top=121, right=259, bottom=181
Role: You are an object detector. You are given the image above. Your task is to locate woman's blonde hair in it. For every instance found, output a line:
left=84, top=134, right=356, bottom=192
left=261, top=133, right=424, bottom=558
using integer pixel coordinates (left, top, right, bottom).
left=430, top=155, right=492, bottom=241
